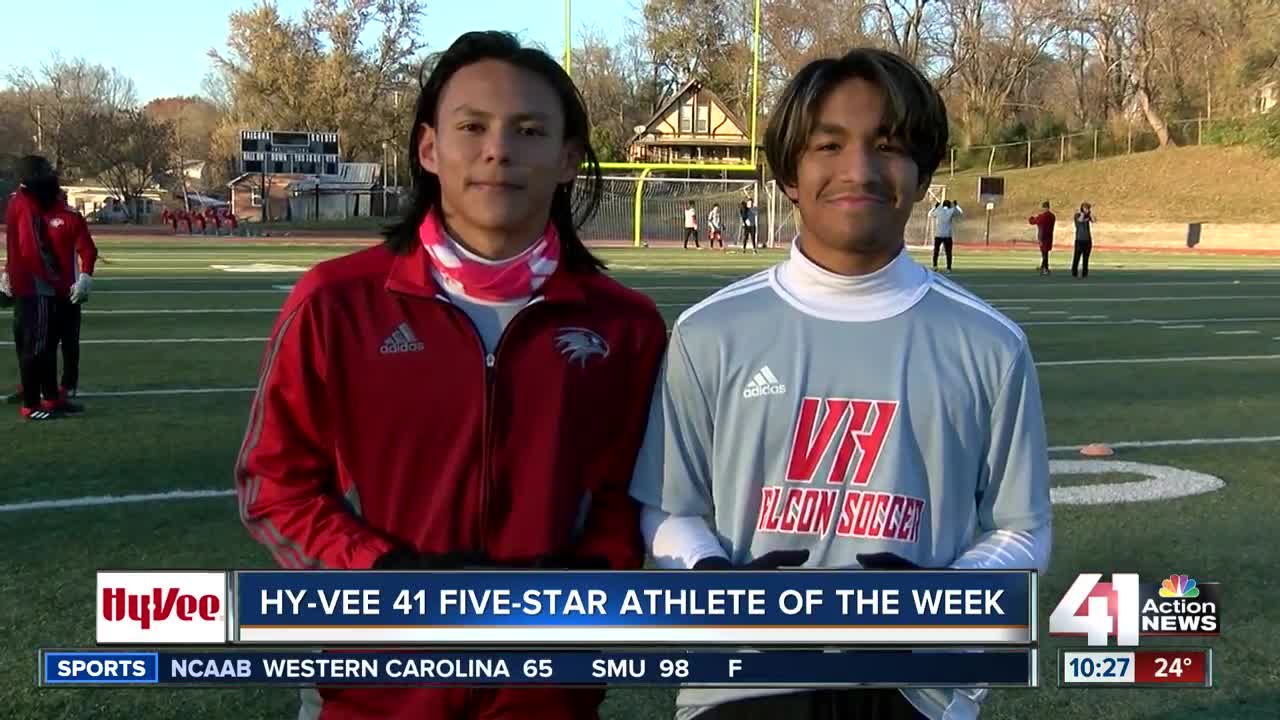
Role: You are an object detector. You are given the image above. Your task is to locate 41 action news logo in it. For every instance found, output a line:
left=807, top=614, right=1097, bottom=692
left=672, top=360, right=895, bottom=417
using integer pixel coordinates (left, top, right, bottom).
left=1049, top=573, right=1221, bottom=647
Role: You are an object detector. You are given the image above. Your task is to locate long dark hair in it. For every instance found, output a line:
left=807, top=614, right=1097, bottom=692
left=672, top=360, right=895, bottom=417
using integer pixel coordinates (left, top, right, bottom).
left=17, top=154, right=61, bottom=211
left=382, top=31, right=605, bottom=272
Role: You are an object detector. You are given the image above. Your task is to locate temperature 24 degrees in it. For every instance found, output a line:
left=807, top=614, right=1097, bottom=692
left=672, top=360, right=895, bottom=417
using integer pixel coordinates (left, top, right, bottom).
left=1059, top=649, right=1212, bottom=688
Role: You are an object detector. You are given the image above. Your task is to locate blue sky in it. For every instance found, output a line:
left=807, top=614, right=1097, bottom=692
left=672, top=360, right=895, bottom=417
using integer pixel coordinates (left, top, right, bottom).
left=0, top=0, right=637, bottom=102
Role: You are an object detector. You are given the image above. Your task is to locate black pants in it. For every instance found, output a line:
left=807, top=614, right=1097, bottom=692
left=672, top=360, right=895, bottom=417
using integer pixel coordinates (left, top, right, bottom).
left=742, top=226, right=757, bottom=250
left=13, top=295, right=59, bottom=409
left=56, top=298, right=82, bottom=390
left=932, top=236, right=953, bottom=269
left=700, top=689, right=927, bottom=720
left=1072, top=241, right=1092, bottom=277
left=684, top=228, right=700, bottom=248
left=1039, top=248, right=1051, bottom=273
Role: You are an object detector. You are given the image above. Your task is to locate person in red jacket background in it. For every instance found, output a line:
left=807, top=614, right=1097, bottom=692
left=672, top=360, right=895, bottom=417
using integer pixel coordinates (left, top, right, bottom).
left=46, top=193, right=98, bottom=399
left=2, top=155, right=76, bottom=420
left=1028, top=200, right=1056, bottom=276
left=234, top=31, right=668, bottom=720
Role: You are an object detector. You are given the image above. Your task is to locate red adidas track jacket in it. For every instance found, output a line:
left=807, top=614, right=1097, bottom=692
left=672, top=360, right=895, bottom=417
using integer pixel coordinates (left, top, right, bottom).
left=234, top=243, right=667, bottom=720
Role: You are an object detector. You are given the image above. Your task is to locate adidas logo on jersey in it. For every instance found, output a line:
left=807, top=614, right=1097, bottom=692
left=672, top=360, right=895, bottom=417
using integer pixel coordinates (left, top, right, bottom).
left=380, top=322, right=424, bottom=354
left=743, top=365, right=786, bottom=398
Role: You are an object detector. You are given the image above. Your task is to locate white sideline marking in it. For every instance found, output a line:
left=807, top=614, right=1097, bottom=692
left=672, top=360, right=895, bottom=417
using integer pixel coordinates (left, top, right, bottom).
left=0, top=338, right=267, bottom=346
left=83, top=308, right=279, bottom=315
left=989, top=295, right=1280, bottom=303
left=8, top=435, right=1278, bottom=514
left=1039, top=354, right=1280, bottom=367
left=1028, top=310, right=1068, bottom=315
left=98, top=289, right=287, bottom=295
left=0, top=489, right=235, bottom=513
left=1161, top=325, right=1206, bottom=330
left=999, top=306, right=1030, bottom=311
left=96, top=275, right=303, bottom=281
left=1049, top=436, right=1280, bottom=453
left=1023, top=316, right=1280, bottom=327
left=1215, top=330, right=1261, bottom=335
left=1068, top=315, right=1108, bottom=320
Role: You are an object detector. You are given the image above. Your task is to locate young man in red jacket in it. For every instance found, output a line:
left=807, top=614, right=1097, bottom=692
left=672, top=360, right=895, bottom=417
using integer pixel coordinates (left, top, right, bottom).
left=2, top=156, right=78, bottom=419
left=1028, top=201, right=1056, bottom=276
left=234, top=31, right=668, bottom=720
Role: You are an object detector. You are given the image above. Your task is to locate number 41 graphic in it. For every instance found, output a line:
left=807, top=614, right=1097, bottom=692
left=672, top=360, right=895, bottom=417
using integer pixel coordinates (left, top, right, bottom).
left=1049, top=573, right=1141, bottom=647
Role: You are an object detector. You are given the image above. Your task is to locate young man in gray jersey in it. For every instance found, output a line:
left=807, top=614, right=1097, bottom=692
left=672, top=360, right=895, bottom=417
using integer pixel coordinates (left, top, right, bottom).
left=629, top=48, right=1052, bottom=720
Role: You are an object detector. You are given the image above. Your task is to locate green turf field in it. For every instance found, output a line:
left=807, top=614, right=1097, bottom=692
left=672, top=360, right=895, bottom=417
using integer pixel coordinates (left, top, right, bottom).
left=2, top=239, right=1278, bottom=719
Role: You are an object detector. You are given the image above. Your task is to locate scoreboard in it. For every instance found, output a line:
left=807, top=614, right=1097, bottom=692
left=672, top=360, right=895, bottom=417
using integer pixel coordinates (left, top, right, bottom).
left=239, top=130, right=340, bottom=176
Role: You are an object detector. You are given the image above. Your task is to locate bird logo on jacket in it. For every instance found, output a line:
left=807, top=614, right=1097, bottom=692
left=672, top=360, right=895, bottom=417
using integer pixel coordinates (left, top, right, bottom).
left=554, top=327, right=610, bottom=367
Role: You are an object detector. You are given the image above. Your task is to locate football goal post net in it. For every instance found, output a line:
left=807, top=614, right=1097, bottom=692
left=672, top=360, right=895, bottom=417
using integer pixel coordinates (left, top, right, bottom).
left=575, top=175, right=758, bottom=247
left=763, top=181, right=948, bottom=250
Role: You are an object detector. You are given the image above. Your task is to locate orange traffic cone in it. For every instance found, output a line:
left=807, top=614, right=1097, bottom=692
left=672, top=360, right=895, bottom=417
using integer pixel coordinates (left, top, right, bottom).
left=1080, top=443, right=1114, bottom=457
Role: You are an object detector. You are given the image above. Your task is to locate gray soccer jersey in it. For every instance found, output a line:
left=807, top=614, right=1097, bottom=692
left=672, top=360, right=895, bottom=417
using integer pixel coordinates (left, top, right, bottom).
left=629, top=249, right=1051, bottom=719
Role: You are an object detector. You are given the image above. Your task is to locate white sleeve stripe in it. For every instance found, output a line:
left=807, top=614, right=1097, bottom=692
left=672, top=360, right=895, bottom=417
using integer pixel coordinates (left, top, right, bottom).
left=929, top=278, right=1025, bottom=341
left=951, top=523, right=1051, bottom=573
left=675, top=273, right=771, bottom=327
left=640, top=505, right=727, bottom=569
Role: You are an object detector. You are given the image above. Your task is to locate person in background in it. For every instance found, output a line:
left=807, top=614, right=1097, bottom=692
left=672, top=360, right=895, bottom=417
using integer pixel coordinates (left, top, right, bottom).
left=683, top=200, right=701, bottom=249
left=234, top=30, right=668, bottom=720
left=1028, top=200, right=1056, bottom=276
left=2, top=155, right=78, bottom=420
left=630, top=47, right=1051, bottom=720
left=708, top=203, right=723, bottom=250
left=928, top=199, right=962, bottom=272
left=46, top=191, right=98, bottom=401
left=1072, top=202, right=1094, bottom=278
left=743, top=197, right=759, bottom=252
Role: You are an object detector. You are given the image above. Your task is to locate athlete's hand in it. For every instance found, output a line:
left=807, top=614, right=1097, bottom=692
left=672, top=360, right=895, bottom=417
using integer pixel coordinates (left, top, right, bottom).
left=70, top=274, right=92, bottom=304
left=855, top=552, right=919, bottom=570
left=693, top=549, right=810, bottom=570
left=0, top=272, right=11, bottom=297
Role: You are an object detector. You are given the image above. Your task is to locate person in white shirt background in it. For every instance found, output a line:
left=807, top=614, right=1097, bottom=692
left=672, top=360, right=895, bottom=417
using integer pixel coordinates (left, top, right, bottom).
left=683, top=200, right=701, bottom=249
left=928, top=199, right=962, bottom=272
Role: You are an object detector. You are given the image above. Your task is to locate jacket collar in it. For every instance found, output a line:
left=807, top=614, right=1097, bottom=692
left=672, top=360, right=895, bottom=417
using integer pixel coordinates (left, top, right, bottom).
left=385, top=241, right=587, bottom=304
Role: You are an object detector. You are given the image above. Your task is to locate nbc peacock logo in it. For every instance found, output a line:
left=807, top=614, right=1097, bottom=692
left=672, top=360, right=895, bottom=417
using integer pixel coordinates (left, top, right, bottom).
left=1158, top=574, right=1200, bottom=599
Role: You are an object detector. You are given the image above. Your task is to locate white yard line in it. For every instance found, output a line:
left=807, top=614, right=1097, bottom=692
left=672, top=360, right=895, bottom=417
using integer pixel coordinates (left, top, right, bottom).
left=6, top=434, right=1278, bottom=514
left=987, top=295, right=1280, bottom=303
left=43, top=352, right=1279, bottom=398
left=1215, top=330, right=1261, bottom=335
left=79, top=387, right=256, bottom=397
left=98, top=289, right=287, bottom=295
left=83, top=308, right=279, bottom=315
left=1067, top=315, right=1108, bottom=320
left=1049, top=436, right=1280, bottom=452
left=1039, top=354, right=1280, bottom=367
left=1027, top=310, right=1069, bottom=315
left=95, top=275, right=302, bottom=281
left=1022, top=316, right=1280, bottom=327
left=0, top=338, right=266, bottom=346
left=1161, top=325, right=1206, bottom=330
left=0, top=490, right=235, bottom=513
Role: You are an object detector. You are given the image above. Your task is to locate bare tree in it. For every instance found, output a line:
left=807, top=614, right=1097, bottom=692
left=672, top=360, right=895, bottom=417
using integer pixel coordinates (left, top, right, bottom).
left=941, top=0, right=1069, bottom=145
left=6, top=56, right=138, bottom=178
left=73, top=109, right=176, bottom=219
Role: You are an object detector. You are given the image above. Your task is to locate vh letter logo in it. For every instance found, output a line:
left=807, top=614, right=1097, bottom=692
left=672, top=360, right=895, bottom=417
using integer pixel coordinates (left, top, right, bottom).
left=784, top=398, right=898, bottom=485
left=1049, top=573, right=1140, bottom=646
left=97, top=572, right=229, bottom=644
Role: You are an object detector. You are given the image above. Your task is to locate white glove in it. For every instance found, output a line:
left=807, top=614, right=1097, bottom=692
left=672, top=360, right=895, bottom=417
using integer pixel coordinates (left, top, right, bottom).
left=70, top=274, right=92, bottom=304
left=0, top=272, right=10, bottom=297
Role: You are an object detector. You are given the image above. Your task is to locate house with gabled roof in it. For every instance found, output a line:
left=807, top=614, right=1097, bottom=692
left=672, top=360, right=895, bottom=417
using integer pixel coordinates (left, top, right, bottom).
left=625, top=79, right=760, bottom=166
